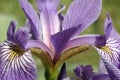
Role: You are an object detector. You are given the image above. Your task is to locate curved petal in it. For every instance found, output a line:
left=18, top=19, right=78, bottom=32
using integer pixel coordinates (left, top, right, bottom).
left=62, top=0, right=102, bottom=36
left=102, top=57, right=120, bottom=80
left=0, top=41, right=37, bottom=80
left=19, top=0, right=41, bottom=40
left=25, top=40, right=54, bottom=59
left=95, top=15, right=120, bottom=67
left=64, top=34, right=105, bottom=52
left=104, top=15, right=120, bottom=40
left=7, top=21, right=16, bottom=42
left=51, top=27, right=80, bottom=54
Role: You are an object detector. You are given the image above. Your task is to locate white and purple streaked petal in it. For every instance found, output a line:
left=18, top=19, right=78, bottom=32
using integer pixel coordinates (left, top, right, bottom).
left=102, top=57, right=120, bottom=80
left=96, top=15, right=120, bottom=67
left=0, top=41, right=37, bottom=80
left=7, top=21, right=16, bottom=42
left=62, top=0, right=102, bottom=36
left=19, top=0, right=41, bottom=40
left=96, top=38, right=120, bottom=67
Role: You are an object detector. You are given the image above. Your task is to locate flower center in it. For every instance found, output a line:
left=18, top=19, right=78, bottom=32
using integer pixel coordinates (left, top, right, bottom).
left=9, top=44, right=24, bottom=61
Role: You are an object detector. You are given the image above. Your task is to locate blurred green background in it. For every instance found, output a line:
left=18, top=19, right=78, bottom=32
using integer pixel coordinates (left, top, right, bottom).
left=0, top=0, right=120, bottom=80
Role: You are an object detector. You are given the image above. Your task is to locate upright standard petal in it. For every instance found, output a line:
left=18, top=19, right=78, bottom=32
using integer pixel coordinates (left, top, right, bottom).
left=36, top=0, right=60, bottom=49
left=0, top=41, right=37, bottom=80
left=62, top=0, right=102, bottom=36
left=7, top=21, right=16, bottom=42
left=95, top=15, right=120, bottom=67
left=19, top=0, right=41, bottom=40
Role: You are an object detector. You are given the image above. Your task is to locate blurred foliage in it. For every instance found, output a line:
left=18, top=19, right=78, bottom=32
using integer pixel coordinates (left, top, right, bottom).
left=0, top=0, right=120, bottom=80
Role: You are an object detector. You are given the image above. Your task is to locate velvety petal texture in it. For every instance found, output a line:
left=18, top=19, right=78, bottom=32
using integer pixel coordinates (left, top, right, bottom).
left=62, top=0, right=102, bottom=36
left=0, top=41, right=37, bottom=80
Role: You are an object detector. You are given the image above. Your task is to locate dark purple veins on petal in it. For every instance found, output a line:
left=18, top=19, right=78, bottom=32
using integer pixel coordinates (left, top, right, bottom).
left=0, top=41, right=37, bottom=80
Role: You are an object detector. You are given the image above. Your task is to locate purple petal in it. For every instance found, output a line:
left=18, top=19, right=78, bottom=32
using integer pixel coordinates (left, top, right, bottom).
left=95, top=15, right=120, bottom=67
left=74, top=65, right=83, bottom=78
left=7, top=21, right=16, bottom=42
left=104, top=14, right=120, bottom=40
left=51, top=27, right=80, bottom=54
left=14, top=27, right=30, bottom=48
left=25, top=40, right=53, bottom=59
left=74, top=65, right=94, bottom=80
left=62, top=0, right=102, bottom=36
left=36, top=0, right=60, bottom=12
left=102, top=57, right=120, bottom=80
left=36, top=0, right=60, bottom=49
left=64, top=34, right=105, bottom=52
left=98, top=58, right=108, bottom=74
left=0, top=41, right=37, bottom=80
left=19, top=0, right=41, bottom=40
left=92, top=74, right=110, bottom=80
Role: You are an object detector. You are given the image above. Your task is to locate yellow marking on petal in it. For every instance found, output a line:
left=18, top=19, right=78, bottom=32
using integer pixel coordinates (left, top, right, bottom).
left=8, top=45, right=24, bottom=62
left=100, top=46, right=113, bottom=58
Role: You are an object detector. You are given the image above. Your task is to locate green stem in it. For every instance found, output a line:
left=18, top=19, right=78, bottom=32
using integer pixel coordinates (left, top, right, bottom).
left=45, top=67, right=59, bottom=80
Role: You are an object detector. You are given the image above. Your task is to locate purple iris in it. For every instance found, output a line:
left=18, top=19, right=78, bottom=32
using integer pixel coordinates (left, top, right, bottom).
left=1, top=0, right=120, bottom=80
left=63, top=15, right=120, bottom=80
left=0, top=21, right=37, bottom=80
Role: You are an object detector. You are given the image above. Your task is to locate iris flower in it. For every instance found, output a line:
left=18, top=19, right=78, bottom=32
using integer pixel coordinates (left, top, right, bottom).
left=0, top=0, right=107, bottom=80
left=63, top=15, right=120, bottom=80
left=18, top=0, right=102, bottom=79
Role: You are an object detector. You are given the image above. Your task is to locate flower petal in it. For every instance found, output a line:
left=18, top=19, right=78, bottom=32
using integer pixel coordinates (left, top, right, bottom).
left=95, top=15, right=120, bottom=67
left=14, top=27, right=30, bottom=48
left=25, top=40, right=53, bottom=57
left=51, top=27, right=80, bottom=54
left=36, top=0, right=60, bottom=12
left=62, top=0, right=102, bottom=35
left=92, top=74, right=110, bottom=80
left=74, top=65, right=94, bottom=79
left=0, top=41, right=37, bottom=80
left=102, top=57, right=120, bottom=80
left=37, top=0, right=60, bottom=48
left=104, top=15, right=120, bottom=40
left=7, top=21, right=16, bottom=42
left=19, top=0, right=41, bottom=40
left=64, top=34, right=105, bottom=52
